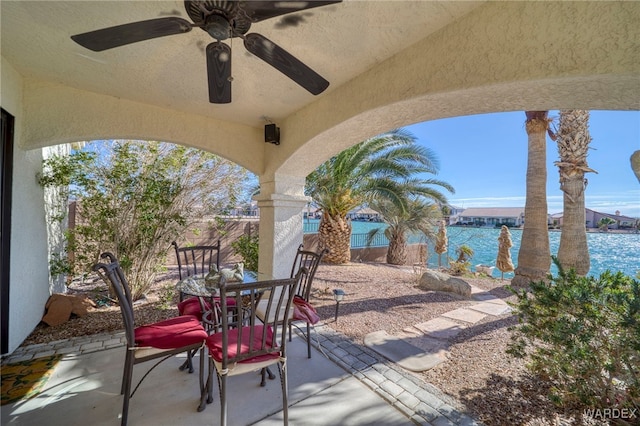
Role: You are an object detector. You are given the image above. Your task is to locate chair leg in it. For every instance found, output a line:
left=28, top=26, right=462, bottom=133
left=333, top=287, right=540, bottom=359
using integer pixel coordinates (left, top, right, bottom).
left=306, top=322, right=312, bottom=359
left=219, top=373, right=228, bottom=426
left=260, top=367, right=276, bottom=386
left=179, top=349, right=195, bottom=373
left=121, top=354, right=134, bottom=426
left=121, top=350, right=134, bottom=395
left=198, top=350, right=214, bottom=412
left=279, top=362, right=289, bottom=426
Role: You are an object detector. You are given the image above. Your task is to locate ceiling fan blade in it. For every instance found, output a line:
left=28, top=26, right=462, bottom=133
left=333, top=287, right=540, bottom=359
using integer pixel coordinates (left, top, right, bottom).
left=243, top=33, right=329, bottom=95
left=206, top=42, right=232, bottom=104
left=241, top=1, right=342, bottom=23
left=71, top=17, right=193, bottom=52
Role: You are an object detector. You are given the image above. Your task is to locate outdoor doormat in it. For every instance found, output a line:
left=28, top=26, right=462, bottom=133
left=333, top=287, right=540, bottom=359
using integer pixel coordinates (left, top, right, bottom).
left=1, top=355, right=62, bottom=405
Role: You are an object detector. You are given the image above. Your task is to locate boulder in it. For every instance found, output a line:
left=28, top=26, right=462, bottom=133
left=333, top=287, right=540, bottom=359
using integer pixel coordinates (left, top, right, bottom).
left=418, top=270, right=472, bottom=298
left=42, top=294, right=96, bottom=326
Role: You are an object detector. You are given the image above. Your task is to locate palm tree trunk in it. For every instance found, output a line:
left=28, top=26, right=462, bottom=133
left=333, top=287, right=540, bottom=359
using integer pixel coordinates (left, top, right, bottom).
left=386, top=230, right=407, bottom=265
left=555, top=109, right=593, bottom=276
left=513, top=112, right=551, bottom=286
left=557, top=175, right=590, bottom=274
left=632, top=150, right=640, bottom=182
left=318, top=213, right=352, bottom=264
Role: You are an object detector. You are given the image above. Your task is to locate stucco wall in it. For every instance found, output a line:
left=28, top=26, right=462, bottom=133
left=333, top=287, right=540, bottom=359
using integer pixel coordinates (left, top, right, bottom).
left=1, top=57, right=52, bottom=353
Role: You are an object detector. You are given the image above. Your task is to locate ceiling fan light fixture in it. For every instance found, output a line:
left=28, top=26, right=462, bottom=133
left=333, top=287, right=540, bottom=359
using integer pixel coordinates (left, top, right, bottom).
left=205, top=14, right=231, bottom=40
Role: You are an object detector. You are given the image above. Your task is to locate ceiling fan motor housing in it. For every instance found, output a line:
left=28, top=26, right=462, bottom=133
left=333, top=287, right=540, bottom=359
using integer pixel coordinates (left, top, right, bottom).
left=185, top=0, right=252, bottom=40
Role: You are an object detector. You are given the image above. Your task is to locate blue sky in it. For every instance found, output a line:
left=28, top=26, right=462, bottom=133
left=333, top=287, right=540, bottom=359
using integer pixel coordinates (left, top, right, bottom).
left=406, top=110, right=640, bottom=218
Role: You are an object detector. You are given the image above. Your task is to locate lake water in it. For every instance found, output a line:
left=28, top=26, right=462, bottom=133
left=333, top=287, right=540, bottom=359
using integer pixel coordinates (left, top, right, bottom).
left=303, top=219, right=640, bottom=278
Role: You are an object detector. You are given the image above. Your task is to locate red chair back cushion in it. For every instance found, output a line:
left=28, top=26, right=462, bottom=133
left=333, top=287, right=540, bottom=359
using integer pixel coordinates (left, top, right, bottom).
left=292, top=295, right=320, bottom=324
left=178, top=296, right=236, bottom=319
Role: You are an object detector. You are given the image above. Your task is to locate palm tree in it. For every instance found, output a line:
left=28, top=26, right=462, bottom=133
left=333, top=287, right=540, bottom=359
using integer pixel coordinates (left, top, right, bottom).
left=450, top=244, right=474, bottom=275
left=555, top=110, right=596, bottom=275
left=512, top=111, right=552, bottom=286
left=631, top=150, right=640, bottom=183
left=306, top=129, right=454, bottom=263
left=598, top=217, right=616, bottom=231
left=367, top=198, right=442, bottom=265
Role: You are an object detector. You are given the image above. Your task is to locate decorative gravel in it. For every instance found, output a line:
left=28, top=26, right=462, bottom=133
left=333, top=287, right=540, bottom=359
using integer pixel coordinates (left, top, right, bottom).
left=21, top=262, right=605, bottom=425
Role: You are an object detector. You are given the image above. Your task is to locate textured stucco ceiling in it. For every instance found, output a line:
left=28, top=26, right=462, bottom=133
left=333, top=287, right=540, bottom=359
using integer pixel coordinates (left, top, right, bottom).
left=1, top=1, right=483, bottom=128
left=2, top=1, right=638, bottom=179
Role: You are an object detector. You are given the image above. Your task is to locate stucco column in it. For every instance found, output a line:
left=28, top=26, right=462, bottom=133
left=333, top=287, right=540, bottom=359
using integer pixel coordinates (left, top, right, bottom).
left=254, top=175, right=310, bottom=278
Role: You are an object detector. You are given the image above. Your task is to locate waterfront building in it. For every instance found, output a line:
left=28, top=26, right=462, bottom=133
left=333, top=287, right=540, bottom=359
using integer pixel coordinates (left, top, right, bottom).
left=452, top=207, right=527, bottom=227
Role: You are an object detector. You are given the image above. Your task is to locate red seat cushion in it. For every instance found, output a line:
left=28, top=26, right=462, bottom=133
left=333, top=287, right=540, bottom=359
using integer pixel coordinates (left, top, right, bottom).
left=206, top=325, right=279, bottom=364
left=135, top=315, right=207, bottom=349
left=178, top=296, right=236, bottom=319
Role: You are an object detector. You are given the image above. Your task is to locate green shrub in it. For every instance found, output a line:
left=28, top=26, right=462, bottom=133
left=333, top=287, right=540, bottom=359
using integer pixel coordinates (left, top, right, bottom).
left=448, top=244, right=474, bottom=275
left=231, top=234, right=259, bottom=272
left=507, top=257, right=640, bottom=411
left=448, top=260, right=471, bottom=276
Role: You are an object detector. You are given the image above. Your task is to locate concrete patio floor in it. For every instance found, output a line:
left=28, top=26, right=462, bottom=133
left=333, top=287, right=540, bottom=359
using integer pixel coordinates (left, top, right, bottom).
left=1, top=327, right=480, bottom=425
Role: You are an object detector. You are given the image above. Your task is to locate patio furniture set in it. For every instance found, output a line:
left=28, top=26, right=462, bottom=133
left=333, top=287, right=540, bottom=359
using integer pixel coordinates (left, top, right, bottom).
left=92, top=242, right=327, bottom=426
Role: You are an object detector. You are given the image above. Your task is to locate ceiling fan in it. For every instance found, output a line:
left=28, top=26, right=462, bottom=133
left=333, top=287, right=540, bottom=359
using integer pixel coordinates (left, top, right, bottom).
left=71, top=0, right=341, bottom=104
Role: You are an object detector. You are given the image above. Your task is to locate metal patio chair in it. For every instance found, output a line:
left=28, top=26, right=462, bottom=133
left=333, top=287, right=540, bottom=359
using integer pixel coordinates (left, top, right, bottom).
left=172, top=240, right=221, bottom=371
left=198, top=269, right=306, bottom=426
left=93, top=253, right=208, bottom=426
left=288, top=244, right=329, bottom=358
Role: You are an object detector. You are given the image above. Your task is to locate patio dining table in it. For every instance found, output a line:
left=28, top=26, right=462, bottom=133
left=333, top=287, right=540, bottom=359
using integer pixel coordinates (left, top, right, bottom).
left=176, top=270, right=280, bottom=385
left=175, top=271, right=274, bottom=330
left=176, top=270, right=273, bottom=298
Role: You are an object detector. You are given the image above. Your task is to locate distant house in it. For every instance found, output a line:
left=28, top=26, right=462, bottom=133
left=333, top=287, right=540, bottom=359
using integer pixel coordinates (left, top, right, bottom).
left=541, top=208, right=637, bottom=229
left=229, top=201, right=259, bottom=217
left=585, top=209, right=637, bottom=229
left=445, top=205, right=465, bottom=225
left=452, top=207, right=526, bottom=227
left=550, top=212, right=563, bottom=228
left=303, top=204, right=322, bottom=219
left=347, top=207, right=381, bottom=221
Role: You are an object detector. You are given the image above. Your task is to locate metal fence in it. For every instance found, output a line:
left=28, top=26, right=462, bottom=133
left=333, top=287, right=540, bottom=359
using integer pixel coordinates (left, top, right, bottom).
left=304, top=221, right=428, bottom=249
left=351, top=232, right=389, bottom=248
left=303, top=221, right=319, bottom=233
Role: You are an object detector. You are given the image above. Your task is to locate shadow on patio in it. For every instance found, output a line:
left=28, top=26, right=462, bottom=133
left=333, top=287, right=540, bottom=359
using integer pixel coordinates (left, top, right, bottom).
left=1, top=329, right=480, bottom=425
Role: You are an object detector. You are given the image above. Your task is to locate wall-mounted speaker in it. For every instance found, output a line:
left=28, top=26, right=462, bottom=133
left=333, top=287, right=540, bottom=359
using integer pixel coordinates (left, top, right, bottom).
left=264, top=123, right=280, bottom=145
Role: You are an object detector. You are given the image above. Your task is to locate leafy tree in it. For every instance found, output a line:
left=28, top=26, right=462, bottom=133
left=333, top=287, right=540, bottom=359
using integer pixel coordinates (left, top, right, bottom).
left=508, top=258, right=640, bottom=411
left=367, top=198, right=442, bottom=265
left=231, top=233, right=259, bottom=272
left=38, top=140, right=249, bottom=299
left=306, top=129, right=454, bottom=263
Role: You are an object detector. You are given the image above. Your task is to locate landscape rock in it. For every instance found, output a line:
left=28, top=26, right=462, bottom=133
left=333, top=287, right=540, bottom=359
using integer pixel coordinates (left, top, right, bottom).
left=418, top=270, right=472, bottom=298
